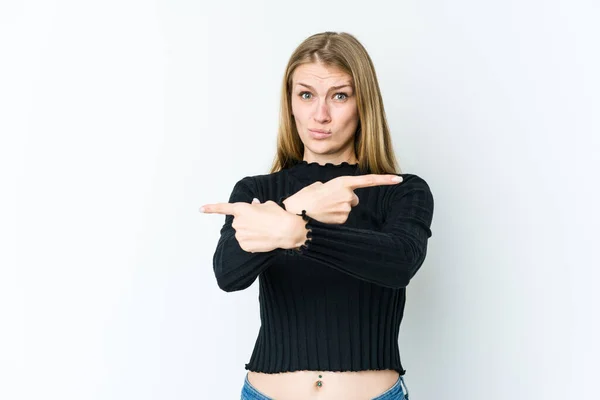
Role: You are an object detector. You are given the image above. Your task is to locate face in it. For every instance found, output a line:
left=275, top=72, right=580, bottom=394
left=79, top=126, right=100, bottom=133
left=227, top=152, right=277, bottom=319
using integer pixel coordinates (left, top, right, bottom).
left=290, top=62, right=359, bottom=164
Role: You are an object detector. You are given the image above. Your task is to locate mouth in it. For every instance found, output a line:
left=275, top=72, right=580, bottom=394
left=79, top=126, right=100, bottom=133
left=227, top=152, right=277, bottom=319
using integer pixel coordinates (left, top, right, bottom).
left=308, top=129, right=332, bottom=139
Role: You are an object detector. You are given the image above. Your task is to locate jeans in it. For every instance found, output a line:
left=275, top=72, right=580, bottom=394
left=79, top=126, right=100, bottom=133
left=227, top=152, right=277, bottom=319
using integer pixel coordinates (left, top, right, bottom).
left=240, top=372, right=409, bottom=400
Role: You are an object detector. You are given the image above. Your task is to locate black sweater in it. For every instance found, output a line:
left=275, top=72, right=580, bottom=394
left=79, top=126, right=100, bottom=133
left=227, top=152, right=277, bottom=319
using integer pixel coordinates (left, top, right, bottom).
left=212, top=159, right=434, bottom=375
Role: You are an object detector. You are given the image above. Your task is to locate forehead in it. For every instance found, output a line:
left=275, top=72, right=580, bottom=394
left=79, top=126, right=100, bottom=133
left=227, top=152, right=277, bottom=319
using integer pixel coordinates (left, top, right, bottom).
left=292, top=62, right=353, bottom=86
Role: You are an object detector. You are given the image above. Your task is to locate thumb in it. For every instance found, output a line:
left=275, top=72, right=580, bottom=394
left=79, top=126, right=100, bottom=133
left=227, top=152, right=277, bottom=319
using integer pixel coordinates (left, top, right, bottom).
left=252, top=198, right=260, bottom=204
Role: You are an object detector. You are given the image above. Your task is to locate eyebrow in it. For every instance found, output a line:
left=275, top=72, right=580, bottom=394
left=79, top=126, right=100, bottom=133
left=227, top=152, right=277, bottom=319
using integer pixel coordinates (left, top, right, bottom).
left=296, top=82, right=353, bottom=91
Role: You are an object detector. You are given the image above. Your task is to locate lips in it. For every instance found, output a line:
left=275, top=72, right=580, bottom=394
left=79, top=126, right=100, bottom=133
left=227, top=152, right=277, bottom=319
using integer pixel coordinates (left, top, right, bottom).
left=308, top=129, right=332, bottom=139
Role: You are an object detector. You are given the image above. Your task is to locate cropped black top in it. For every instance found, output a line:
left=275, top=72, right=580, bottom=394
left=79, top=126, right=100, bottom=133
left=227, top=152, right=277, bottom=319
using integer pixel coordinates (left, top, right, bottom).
left=212, top=160, right=434, bottom=375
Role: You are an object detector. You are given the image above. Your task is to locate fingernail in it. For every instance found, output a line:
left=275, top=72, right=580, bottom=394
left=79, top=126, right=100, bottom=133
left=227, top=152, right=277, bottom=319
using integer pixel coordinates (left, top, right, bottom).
left=199, top=207, right=205, bottom=213
left=392, top=176, right=403, bottom=182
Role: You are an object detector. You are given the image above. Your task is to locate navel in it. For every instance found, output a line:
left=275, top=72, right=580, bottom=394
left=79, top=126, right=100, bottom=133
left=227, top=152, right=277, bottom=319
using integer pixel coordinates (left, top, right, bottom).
left=315, top=374, right=323, bottom=388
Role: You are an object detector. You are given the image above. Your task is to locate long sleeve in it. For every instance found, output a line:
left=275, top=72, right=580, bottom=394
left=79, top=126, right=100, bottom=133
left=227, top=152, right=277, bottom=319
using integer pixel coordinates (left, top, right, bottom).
left=212, top=177, right=284, bottom=292
left=295, top=175, right=434, bottom=289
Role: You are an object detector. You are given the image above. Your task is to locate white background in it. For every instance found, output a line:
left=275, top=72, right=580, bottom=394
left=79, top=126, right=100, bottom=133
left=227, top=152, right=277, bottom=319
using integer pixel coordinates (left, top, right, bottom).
left=2, top=0, right=599, bottom=399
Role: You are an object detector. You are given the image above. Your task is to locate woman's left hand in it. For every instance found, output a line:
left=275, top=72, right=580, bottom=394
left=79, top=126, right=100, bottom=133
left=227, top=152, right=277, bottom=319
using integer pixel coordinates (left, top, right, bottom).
left=200, top=198, right=299, bottom=253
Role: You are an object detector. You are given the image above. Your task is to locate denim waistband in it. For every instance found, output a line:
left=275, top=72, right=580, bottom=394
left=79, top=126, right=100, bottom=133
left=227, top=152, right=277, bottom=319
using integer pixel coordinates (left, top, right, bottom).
left=241, top=372, right=408, bottom=400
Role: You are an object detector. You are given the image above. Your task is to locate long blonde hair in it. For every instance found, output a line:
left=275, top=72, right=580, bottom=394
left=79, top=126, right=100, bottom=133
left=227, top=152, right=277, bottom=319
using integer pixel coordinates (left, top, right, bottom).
left=269, top=31, right=401, bottom=175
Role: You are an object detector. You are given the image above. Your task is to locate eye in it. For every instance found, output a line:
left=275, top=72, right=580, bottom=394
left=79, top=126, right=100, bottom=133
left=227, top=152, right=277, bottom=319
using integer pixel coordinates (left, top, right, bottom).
left=299, top=91, right=350, bottom=101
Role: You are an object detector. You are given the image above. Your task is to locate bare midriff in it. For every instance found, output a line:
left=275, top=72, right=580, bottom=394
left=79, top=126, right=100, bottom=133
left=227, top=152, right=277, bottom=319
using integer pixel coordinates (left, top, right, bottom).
left=247, top=369, right=400, bottom=400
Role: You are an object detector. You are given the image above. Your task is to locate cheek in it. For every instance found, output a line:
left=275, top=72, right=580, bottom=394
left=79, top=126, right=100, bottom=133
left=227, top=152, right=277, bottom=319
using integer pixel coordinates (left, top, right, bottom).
left=334, top=106, right=358, bottom=126
left=291, top=99, right=308, bottom=121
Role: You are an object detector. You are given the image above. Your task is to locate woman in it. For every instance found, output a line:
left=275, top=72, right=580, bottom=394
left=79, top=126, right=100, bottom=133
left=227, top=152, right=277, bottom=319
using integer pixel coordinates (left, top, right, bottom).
left=200, top=31, right=434, bottom=400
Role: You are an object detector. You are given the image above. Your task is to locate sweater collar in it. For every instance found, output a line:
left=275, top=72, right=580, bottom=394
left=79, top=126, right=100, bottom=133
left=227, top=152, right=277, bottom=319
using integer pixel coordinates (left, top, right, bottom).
left=288, top=159, right=365, bottom=180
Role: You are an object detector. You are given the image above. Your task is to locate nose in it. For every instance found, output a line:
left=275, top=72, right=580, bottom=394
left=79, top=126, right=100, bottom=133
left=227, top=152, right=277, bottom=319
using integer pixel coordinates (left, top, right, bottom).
left=313, top=98, right=331, bottom=124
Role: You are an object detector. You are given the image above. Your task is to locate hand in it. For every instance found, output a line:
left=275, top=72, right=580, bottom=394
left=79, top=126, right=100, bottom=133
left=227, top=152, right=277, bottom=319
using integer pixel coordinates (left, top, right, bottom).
left=200, top=198, right=303, bottom=252
left=283, top=174, right=403, bottom=224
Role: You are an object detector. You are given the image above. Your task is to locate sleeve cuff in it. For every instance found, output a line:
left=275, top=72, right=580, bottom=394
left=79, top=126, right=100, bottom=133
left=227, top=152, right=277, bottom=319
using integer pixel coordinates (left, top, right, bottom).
left=294, top=209, right=315, bottom=253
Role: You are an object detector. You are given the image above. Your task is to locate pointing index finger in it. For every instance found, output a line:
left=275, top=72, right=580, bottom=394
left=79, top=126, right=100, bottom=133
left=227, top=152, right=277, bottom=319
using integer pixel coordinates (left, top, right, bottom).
left=343, top=174, right=403, bottom=190
left=200, top=202, right=239, bottom=215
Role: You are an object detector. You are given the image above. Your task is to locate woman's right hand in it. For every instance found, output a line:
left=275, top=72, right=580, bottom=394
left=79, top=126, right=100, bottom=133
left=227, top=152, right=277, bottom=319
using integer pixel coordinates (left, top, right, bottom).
left=282, top=174, right=403, bottom=224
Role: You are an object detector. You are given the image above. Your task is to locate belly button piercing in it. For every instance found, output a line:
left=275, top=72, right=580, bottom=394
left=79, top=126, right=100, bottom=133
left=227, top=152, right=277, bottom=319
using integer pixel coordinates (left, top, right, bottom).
left=315, top=374, right=323, bottom=388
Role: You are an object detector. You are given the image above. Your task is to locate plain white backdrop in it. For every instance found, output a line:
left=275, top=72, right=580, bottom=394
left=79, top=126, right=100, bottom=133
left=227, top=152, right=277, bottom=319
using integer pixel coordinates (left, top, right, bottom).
left=2, top=0, right=599, bottom=399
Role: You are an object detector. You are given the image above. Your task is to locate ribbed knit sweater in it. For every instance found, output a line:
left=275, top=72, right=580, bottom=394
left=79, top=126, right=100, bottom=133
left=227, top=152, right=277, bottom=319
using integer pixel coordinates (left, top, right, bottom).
left=212, top=159, right=434, bottom=375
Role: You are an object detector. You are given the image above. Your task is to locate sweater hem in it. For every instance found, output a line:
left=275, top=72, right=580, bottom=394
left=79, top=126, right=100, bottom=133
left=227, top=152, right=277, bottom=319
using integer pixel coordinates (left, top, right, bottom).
left=244, top=363, right=406, bottom=376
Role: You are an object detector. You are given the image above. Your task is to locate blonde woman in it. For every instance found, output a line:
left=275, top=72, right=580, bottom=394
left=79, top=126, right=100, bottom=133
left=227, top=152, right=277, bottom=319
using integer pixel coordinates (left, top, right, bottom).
left=201, top=31, right=434, bottom=400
